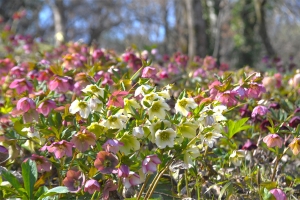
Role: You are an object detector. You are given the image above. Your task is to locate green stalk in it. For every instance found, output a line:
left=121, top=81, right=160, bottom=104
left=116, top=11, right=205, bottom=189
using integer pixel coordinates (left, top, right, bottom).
left=137, top=174, right=150, bottom=200
left=185, top=169, right=190, bottom=197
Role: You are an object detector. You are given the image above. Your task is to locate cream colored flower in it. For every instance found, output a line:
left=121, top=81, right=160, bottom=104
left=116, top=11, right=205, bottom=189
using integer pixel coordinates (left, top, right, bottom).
left=124, top=98, right=141, bottom=116
left=155, top=128, right=176, bottom=149
left=119, top=133, right=140, bottom=155
left=184, top=145, right=200, bottom=168
left=148, top=99, right=170, bottom=120
left=157, top=90, right=170, bottom=100
left=82, top=84, right=104, bottom=97
left=135, top=85, right=152, bottom=97
left=200, top=124, right=223, bottom=148
left=69, top=100, right=91, bottom=118
left=88, top=96, right=103, bottom=113
left=149, top=120, right=172, bottom=142
left=142, top=92, right=160, bottom=108
left=101, top=114, right=128, bottom=129
left=229, top=150, right=246, bottom=166
left=175, top=97, right=198, bottom=116
left=132, top=126, right=144, bottom=138
left=177, top=122, right=198, bottom=139
left=212, top=105, right=227, bottom=122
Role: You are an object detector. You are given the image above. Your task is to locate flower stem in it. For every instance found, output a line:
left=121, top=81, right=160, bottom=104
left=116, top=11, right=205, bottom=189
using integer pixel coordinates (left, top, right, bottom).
left=185, top=169, right=190, bottom=197
left=137, top=174, right=150, bottom=200
left=271, top=148, right=288, bottom=182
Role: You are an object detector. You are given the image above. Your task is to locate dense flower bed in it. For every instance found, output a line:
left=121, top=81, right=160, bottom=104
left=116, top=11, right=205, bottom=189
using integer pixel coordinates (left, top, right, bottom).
left=1, top=25, right=300, bottom=200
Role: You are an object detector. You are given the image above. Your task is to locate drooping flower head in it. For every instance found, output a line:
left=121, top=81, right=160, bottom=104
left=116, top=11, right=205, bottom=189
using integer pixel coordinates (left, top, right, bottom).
left=148, top=99, right=170, bottom=120
left=47, top=140, right=73, bottom=159
left=102, top=179, right=118, bottom=200
left=123, top=172, right=142, bottom=189
left=9, top=78, right=33, bottom=94
left=63, top=169, right=85, bottom=193
left=155, top=128, right=176, bottom=149
left=102, top=139, right=124, bottom=154
left=94, top=151, right=119, bottom=174
left=251, top=105, right=268, bottom=118
left=175, top=97, right=198, bottom=117
left=117, top=164, right=130, bottom=177
left=70, top=129, right=96, bottom=152
left=229, top=150, right=246, bottom=166
left=69, top=99, right=91, bottom=119
left=269, top=188, right=287, bottom=200
left=24, top=154, right=51, bottom=173
left=84, top=179, right=100, bottom=194
left=263, top=134, right=283, bottom=148
left=142, top=154, right=161, bottom=174
left=289, top=138, right=300, bottom=155
left=48, top=76, right=72, bottom=93
left=37, top=99, right=56, bottom=116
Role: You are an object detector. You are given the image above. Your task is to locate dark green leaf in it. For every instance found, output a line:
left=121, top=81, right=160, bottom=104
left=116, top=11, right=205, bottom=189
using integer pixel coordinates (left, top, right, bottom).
left=22, top=159, right=38, bottom=200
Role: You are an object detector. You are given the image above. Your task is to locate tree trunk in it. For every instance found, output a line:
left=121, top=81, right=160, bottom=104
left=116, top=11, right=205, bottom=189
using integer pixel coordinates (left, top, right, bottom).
left=254, top=0, right=276, bottom=57
left=185, top=0, right=206, bottom=58
left=48, top=0, right=65, bottom=45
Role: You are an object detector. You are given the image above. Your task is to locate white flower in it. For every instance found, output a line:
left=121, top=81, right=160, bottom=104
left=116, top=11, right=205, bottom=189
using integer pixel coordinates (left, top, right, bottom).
left=155, top=128, right=176, bottom=149
left=175, top=97, right=198, bottom=116
left=82, top=84, right=104, bottom=97
left=132, top=126, right=144, bottom=138
left=229, top=150, right=246, bottom=166
left=184, top=145, right=200, bottom=168
left=200, top=124, right=223, bottom=148
left=124, top=98, right=141, bottom=116
left=101, top=114, right=128, bottom=129
left=135, top=85, right=152, bottom=97
left=177, top=122, right=198, bottom=139
left=88, top=96, right=103, bottom=113
left=69, top=100, right=91, bottom=118
left=149, top=120, right=172, bottom=142
left=148, top=99, right=170, bottom=120
left=157, top=90, right=170, bottom=100
left=142, top=92, right=160, bottom=108
left=22, top=127, right=39, bottom=138
left=212, top=105, right=227, bottom=122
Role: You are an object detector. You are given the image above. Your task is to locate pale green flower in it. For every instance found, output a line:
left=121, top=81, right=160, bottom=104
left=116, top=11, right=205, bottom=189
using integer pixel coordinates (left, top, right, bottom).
left=69, top=100, right=91, bottom=118
left=88, top=96, right=103, bottom=113
left=148, top=99, right=170, bottom=120
left=142, top=92, right=160, bottom=108
left=149, top=120, right=172, bottom=142
left=87, top=122, right=107, bottom=137
left=177, top=122, right=198, bottom=139
left=175, top=97, right=197, bottom=116
left=155, top=128, right=176, bottom=149
left=101, top=114, right=128, bottom=129
left=229, top=150, right=246, bottom=166
left=82, top=84, right=104, bottom=97
left=135, top=85, right=152, bottom=97
left=119, top=133, right=140, bottom=155
left=184, top=145, right=200, bottom=168
left=200, top=124, right=223, bottom=148
left=157, top=90, right=170, bottom=100
left=124, top=98, right=141, bottom=116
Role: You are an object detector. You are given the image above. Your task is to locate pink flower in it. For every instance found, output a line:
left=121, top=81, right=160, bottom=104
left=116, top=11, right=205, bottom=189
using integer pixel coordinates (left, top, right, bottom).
left=107, top=91, right=129, bottom=108
left=142, top=66, right=157, bottom=78
left=47, top=140, right=73, bottom=159
left=48, top=76, right=71, bottom=93
left=63, top=169, right=85, bottom=193
left=102, top=139, right=124, bottom=154
left=167, top=63, right=180, bottom=74
left=84, top=179, right=100, bottom=194
left=117, top=164, right=130, bottom=177
left=263, top=134, right=283, bottom=148
left=102, top=179, right=118, bottom=200
left=203, top=56, right=216, bottom=70
left=10, top=66, right=25, bottom=78
left=16, top=97, right=36, bottom=112
left=9, top=78, right=33, bottom=94
left=94, top=151, right=119, bottom=174
left=142, top=154, right=161, bottom=174
left=269, top=188, right=287, bottom=200
left=37, top=100, right=56, bottom=116
left=241, top=139, right=257, bottom=151
left=215, top=91, right=238, bottom=107
left=24, top=154, right=51, bottom=173
left=123, top=172, right=142, bottom=189
left=246, top=83, right=266, bottom=99
left=0, top=145, right=8, bottom=154
left=159, top=70, right=168, bottom=79
left=70, top=129, right=96, bottom=152
left=251, top=105, right=268, bottom=118
left=233, top=86, right=247, bottom=100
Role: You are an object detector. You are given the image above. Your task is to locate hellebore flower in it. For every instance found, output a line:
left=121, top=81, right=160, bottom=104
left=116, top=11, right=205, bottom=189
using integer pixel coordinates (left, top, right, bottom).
left=16, top=97, right=35, bottom=112
left=124, top=98, right=141, bottom=116
left=48, top=76, right=71, bottom=93
left=24, top=154, right=51, bottom=173
left=251, top=105, right=268, bottom=118
left=119, top=134, right=140, bottom=155
left=123, top=172, right=142, bottom=189
left=63, top=169, right=85, bottom=193
left=47, top=140, right=73, bottom=159
left=241, top=139, right=257, bottom=151
left=132, top=126, right=144, bottom=138
left=142, top=155, right=161, bottom=174
left=9, top=78, right=33, bottom=94
left=70, top=129, right=96, bottom=152
left=84, top=179, right=100, bottom=194
left=102, top=179, right=118, bottom=200
left=184, top=145, right=200, bottom=168
left=148, top=99, right=170, bottom=120
left=117, top=164, right=130, bottom=177
left=102, top=113, right=128, bottom=129
left=94, top=151, right=119, bottom=174
left=175, top=97, right=198, bottom=116
left=289, top=138, right=300, bottom=155
left=37, top=99, right=56, bottom=116
left=263, top=134, right=283, bottom=148
left=229, top=150, right=246, bottom=166
left=269, top=188, right=287, bottom=200
left=246, top=83, right=266, bottom=99
left=102, top=139, right=124, bottom=154
left=155, top=128, right=176, bottom=149
left=134, top=85, right=152, bottom=97
left=107, top=90, right=129, bottom=108
left=177, top=122, right=198, bottom=139
left=69, top=100, right=91, bottom=119
left=289, top=116, right=300, bottom=128
left=13, top=97, right=38, bottom=123
left=215, top=91, right=238, bottom=107
left=82, top=84, right=104, bottom=97
left=141, top=66, right=157, bottom=78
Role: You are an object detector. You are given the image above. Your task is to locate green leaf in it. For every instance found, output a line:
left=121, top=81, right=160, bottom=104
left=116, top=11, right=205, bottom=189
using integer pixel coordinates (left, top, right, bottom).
left=1, top=170, right=27, bottom=198
left=218, top=181, right=232, bottom=200
left=227, top=118, right=251, bottom=139
left=22, top=159, right=38, bottom=200
left=34, top=186, right=48, bottom=199
left=37, top=186, right=69, bottom=200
